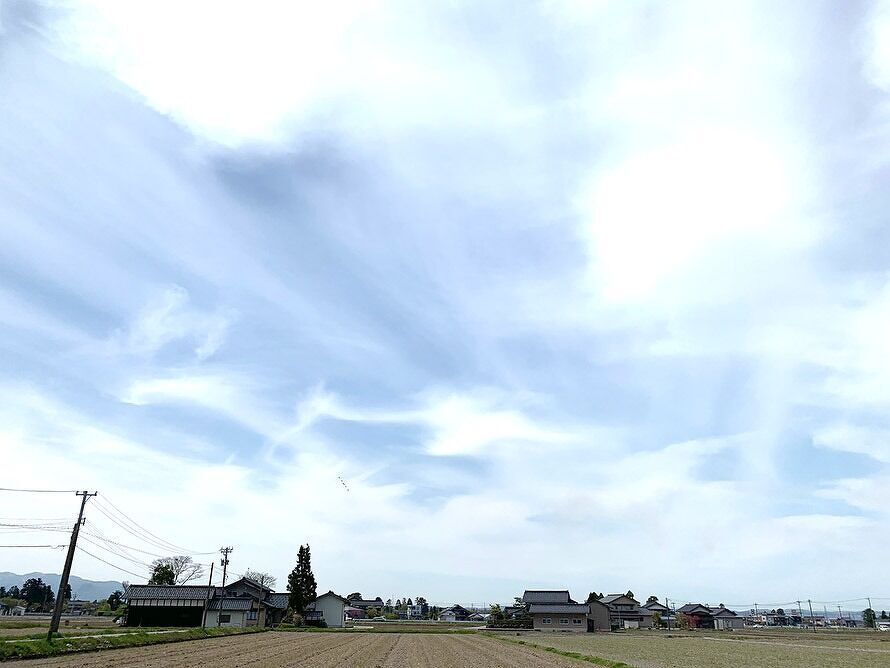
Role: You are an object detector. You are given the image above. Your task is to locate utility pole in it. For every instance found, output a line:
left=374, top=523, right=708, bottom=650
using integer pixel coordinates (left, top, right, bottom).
left=665, top=597, right=671, bottom=630
left=868, top=597, right=874, bottom=631
left=808, top=600, right=816, bottom=633
left=201, top=562, right=214, bottom=629
left=796, top=600, right=802, bottom=630
left=838, top=605, right=843, bottom=629
left=47, top=491, right=96, bottom=641
left=217, top=547, right=233, bottom=627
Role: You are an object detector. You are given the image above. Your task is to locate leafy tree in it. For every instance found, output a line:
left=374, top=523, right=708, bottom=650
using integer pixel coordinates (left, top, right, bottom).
left=489, top=603, right=505, bottom=621
left=107, top=591, right=124, bottom=610
left=148, top=562, right=176, bottom=585
left=63, top=583, right=72, bottom=601
left=8, top=586, right=20, bottom=599
left=416, top=597, right=427, bottom=605
left=243, top=569, right=277, bottom=589
left=286, top=544, right=317, bottom=613
left=151, top=556, right=204, bottom=585
left=625, top=590, right=635, bottom=600
left=881, top=610, right=888, bottom=620
left=863, top=608, right=876, bottom=629
left=347, top=592, right=363, bottom=601
left=652, top=611, right=663, bottom=628
left=396, top=598, right=402, bottom=607
left=676, top=612, right=689, bottom=629
left=406, top=598, right=413, bottom=606
left=21, top=578, right=54, bottom=610
left=646, top=595, right=659, bottom=604
left=0, top=587, right=5, bottom=598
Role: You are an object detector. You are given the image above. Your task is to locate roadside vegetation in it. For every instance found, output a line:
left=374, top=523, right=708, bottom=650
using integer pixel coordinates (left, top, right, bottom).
left=0, top=626, right=265, bottom=661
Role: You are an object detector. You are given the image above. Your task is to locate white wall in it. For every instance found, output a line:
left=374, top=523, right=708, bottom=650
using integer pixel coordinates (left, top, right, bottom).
left=204, top=610, right=247, bottom=627
left=314, top=596, right=345, bottom=628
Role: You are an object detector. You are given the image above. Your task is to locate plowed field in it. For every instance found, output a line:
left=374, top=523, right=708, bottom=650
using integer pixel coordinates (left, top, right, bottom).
left=21, top=632, right=588, bottom=667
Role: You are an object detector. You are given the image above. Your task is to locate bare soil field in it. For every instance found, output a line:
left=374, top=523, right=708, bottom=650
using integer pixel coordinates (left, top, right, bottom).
left=0, top=617, right=118, bottom=638
left=518, top=629, right=890, bottom=668
left=18, top=631, right=589, bottom=667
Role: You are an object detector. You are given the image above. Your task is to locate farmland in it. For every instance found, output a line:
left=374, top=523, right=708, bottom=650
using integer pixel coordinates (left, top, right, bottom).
left=17, top=631, right=590, bottom=667
left=514, top=628, right=890, bottom=668
left=5, top=627, right=890, bottom=667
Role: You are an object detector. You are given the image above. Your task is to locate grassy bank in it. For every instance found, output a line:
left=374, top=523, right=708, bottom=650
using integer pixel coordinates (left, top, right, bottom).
left=0, top=626, right=265, bottom=661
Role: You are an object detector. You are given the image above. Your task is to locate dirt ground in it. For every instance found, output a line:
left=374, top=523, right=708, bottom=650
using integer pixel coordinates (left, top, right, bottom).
left=21, top=632, right=587, bottom=667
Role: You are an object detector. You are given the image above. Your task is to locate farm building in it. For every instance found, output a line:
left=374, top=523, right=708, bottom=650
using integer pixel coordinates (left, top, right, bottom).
left=124, top=576, right=288, bottom=628
left=306, top=591, right=348, bottom=628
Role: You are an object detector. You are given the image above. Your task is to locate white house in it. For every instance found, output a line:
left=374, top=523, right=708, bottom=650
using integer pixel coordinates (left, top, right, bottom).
left=306, top=591, right=348, bottom=628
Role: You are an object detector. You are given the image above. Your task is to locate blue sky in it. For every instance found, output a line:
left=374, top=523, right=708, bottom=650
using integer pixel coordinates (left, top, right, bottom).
left=2, top=0, right=890, bottom=606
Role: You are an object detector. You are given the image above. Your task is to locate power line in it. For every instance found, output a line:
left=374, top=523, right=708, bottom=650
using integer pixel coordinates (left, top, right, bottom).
left=76, top=545, right=148, bottom=579
left=89, top=502, right=196, bottom=555
left=98, top=495, right=213, bottom=555
left=92, top=497, right=213, bottom=555
left=78, top=534, right=152, bottom=569
left=0, top=487, right=79, bottom=493
left=0, top=544, right=66, bottom=548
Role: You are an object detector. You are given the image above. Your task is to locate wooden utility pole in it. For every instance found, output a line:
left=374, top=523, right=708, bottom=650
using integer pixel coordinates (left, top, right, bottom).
left=47, top=491, right=96, bottom=641
left=201, top=562, right=214, bottom=629
left=808, top=599, right=816, bottom=633
left=868, top=597, right=875, bottom=631
left=217, top=547, right=233, bottom=627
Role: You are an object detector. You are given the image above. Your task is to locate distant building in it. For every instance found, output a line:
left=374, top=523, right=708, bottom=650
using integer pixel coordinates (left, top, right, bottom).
left=523, top=590, right=589, bottom=633
left=600, top=594, right=646, bottom=629
left=711, top=606, right=743, bottom=630
left=585, top=594, right=610, bottom=631
left=306, top=591, right=348, bottom=628
left=438, top=604, right=470, bottom=621
left=676, top=603, right=741, bottom=630
left=348, top=598, right=384, bottom=611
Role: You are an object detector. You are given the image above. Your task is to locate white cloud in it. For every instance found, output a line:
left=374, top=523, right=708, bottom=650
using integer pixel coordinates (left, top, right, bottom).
left=582, top=127, right=804, bottom=303
left=114, top=285, right=233, bottom=360
left=813, top=424, right=890, bottom=464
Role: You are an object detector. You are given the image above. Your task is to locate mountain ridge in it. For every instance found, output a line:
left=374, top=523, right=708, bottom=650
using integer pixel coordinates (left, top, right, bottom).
left=0, top=571, right=123, bottom=602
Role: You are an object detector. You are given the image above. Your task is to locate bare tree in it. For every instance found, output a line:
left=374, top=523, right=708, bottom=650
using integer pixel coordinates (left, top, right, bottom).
left=151, top=556, right=204, bottom=585
left=243, top=569, right=277, bottom=589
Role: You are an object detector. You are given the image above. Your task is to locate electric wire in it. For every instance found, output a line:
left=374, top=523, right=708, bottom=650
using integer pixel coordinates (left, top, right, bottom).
left=75, top=545, right=148, bottom=579
left=97, top=496, right=213, bottom=555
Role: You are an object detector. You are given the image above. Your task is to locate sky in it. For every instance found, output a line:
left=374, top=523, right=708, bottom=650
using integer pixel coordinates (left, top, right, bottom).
left=1, top=0, right=890, bottom=609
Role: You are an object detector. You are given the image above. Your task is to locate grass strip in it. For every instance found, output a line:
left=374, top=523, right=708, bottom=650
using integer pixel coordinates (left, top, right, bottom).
left=0, top=626, right=265, bottom=661
left=488, top=633, right=636, bottom=668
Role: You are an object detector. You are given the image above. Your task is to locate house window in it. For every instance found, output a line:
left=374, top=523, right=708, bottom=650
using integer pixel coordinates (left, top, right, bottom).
left=573, top=618, right=582, bottom=625
left=247, top=611, right=258, bottom=620
left=560, top=618, right=569, bottom=624
left=542, top=618, right=552, bottom=624
left=219, top=614, right=231, bottom=623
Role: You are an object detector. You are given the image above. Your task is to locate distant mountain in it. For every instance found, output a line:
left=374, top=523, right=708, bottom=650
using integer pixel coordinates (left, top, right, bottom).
left=0, top=572, right=122, bottom=602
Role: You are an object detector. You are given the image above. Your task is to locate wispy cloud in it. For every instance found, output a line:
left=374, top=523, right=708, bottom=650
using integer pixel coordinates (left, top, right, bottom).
left=1, top=0, right=889, bottom=602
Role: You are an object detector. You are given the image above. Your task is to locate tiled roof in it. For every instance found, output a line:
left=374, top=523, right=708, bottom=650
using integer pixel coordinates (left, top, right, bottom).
left=125, top=585, right=216, bottom=600
left=226, top=576, right=272, bottom=593
left=529, top=603, right=589, bottom=614
left=208, top=598, right=254, bottom=610
left=522, top=590, right=572, bottom=604
left=677, top=603, right=711, bottom=614
left=264, top=593, right=289, bottom=609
